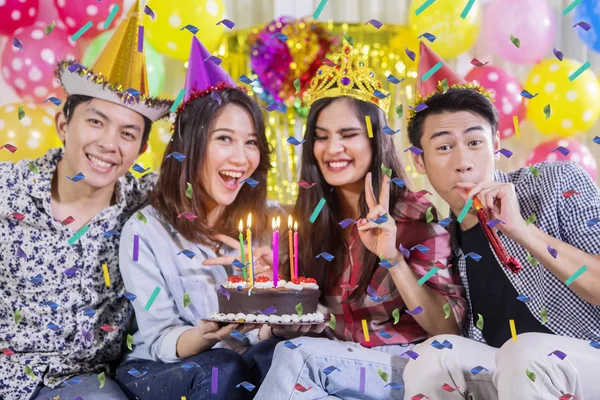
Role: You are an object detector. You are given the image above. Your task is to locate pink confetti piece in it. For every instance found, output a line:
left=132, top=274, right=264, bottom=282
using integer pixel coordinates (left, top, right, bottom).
left=547, top=244, right=558, bottom=259
left=553, top=48, right=564, bottom=61
left=100, top=324, right=118, bottom=332
left=441, top=383, right=459, bottom=392
left=133, top=234, right=139, bottom=262
left=61, top=216, right=75, bottom=225
left=470, top=58, right=489, bottom=67
left=298, top=180, right=316, bottom=189
left=1, top=348, right=14, bottom=356
left=8, top=212, right=25, bottom=221
left=12, top=37, right=23, bottom=52
left=573, top=21, right=591, bottom=31
left=405, top=47, right=416, bottom=61
left=413, top=190, right=433, bottom=198
left=294, top=383, right=312, bottom=392
left=411, top=395, right=430, bottom=400
left=143, top=5, right=155, bottom=20
left=562, top=190, right=581, bottom=198
left=364, top=19, right=383, bottom=29
left=137, top=26, right=144, bottom=53
left=177, top=211, right=198, bottom=220
left=217, top=19, right=235, bottom=29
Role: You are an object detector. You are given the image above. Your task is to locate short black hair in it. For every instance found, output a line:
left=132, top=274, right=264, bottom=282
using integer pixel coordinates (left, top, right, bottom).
left=407, top=88, right=499, bottom=150
left=62, top=94, right=152, bottom=150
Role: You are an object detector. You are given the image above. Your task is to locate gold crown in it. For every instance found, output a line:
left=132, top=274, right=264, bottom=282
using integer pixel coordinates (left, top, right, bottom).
left=305, top=39, right=390, bottom=113
left=407, top=82, right=493, bottom=125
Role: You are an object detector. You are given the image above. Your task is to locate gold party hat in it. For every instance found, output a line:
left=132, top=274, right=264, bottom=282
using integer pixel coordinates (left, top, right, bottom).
left=56, top=0, right=172, bottom=121
left=305, top=39, right=390, bottom=113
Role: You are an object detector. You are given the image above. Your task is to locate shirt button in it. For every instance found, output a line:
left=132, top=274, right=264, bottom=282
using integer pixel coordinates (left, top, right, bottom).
left=346, top=317, right=353, bottom=324
left=218, top=248, right=224, bottom=255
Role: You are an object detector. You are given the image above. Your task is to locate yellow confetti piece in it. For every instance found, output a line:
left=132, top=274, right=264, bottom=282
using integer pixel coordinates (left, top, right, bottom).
left=182, top=397, right=187, bottom=400
left=362, top=319, right=370, bottom=342
left=510, top=319, right=517, bottom=341
left=513, top=116, right=520, bottom=138
left=365, top=115, right=373, bottom=138
left=102, top=264, right=111, bottom=287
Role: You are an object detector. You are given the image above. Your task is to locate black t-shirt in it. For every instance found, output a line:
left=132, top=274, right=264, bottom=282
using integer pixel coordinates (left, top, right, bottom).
left=458, top=222, right=553, bottom=348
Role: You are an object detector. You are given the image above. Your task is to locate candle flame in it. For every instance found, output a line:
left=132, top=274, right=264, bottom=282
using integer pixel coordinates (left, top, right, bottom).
left=294, top=221, right=298, bottom=231
left=288, top=215, right=293, bottom=229
left=238, top=219, right=243, bottom=232
left=276, top=216, right=281, bottom=230
left=272, top=217, right=276, bottom=230
left=247, top=213, right=252, bottom=228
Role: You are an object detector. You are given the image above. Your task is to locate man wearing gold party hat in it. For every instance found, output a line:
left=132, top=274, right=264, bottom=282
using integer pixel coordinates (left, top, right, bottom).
left=0, top=1, right=172, bottom=399
left=402, top=42, right=600, bottom=400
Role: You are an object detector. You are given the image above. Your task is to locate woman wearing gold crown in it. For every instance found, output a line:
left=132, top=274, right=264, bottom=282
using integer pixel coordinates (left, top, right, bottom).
left=254, top=40, right=465, bottom=400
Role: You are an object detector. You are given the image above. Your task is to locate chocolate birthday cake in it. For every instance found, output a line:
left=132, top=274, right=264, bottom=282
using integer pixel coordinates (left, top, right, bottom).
left=211, top=275, right=325, bottom=324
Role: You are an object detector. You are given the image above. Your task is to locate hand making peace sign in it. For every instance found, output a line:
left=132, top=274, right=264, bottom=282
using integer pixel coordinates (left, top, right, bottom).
left=357, top=173, right=399, bottom=262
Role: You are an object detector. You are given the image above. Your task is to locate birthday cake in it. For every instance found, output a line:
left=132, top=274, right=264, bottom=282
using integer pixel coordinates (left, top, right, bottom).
left=211, top=275, right=325, bottom=324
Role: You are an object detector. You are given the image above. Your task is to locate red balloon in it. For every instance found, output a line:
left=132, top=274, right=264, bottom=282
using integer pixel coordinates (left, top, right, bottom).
left=525, top=138, right=597, bottom=181
left=465, top=65, right=526, bottom=140
left=0, top=0, right=40, bottom=36
left=1, top=22, right=81, bottom=102
left=53, top=0, right=124, bottom=39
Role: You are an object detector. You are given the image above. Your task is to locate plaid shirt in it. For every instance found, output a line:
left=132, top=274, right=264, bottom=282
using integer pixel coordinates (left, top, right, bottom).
left=324, top=197, right=466, bottom=347
left=449, top=162, right=600, bottom=343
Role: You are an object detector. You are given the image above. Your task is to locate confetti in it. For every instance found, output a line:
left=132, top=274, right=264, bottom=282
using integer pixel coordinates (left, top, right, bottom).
left=184, top=182, right=193, bottom=199
left=540, top=308, right=548, bottom=324
left=100, top=324, right=118, bottom=332
left=431, top=339, right=453, bottom=349
left=553, top=48, right=564, bottom=61
left=525, top=213, right=537, bottom=226
left=45, top=20, right=56, bottom=35
left=204, top=55, right=222, bottom=65
left=509, top=319, right=517, bottom=341
left=573, top=21, right=592, bottom=31
left=309, top=198, right=326, bottom=223
left=17, top=247, right=27, bottom=261
left=370, top=214, right=389, bottom=225
left=406, top=306, right=424, bottom=316
left=421, top=61, right=443, bottom=81
left=548, top=350, right=567, bottom=360
left=404, top=146, right=424, bottom=155
left=476, top=313, right=484, bottom=330
left=461, top=0, right=476, bottom=19
left=378, top=259, right=397, bottom=269
left=181, top=24, right=199, bottom=34
left=442, top=383, right=459, bottom=392
left=562, top=189, right=580, bottom=198
left=587, top=218, right=600, bottom=227
left=313, top=0, right=329, bottom=19
left=365, top=115, right=374, bottom=138
left=543, top=104, right=552, bottom=120
left=389, top=178, right=406, bottom=187
left=127, top=367, right=148, bottom=378
left=144, top=286, right=161, bottom=311
left=470, top=366, right=489, bottom=376
left=132, top=234, right=139, bottom=262
left=529, top=165, right=541, bottom=178
left=286, top=136, right=305, bottom=146
left=72, top=21, right=93, bottom=41
left=47, top=322, right=62, bottom=331
left=262, top=102, right=284, bottom=112
left=373, top=90, right=390, bottom=99
left=218, top=285, right=231, bottom=300
left=177, top=211, right=197, bottom=220
left=520, top=90, right=539, bottom=99
left=379, top=164, right=393, bottom=179
left=294, top=383, right=312, bottom=392
left=405, top=47, right=416, bottom=61
left=14, top=309, right=22, bottom=325
left=589, top=340, right=600, bottom=349
left=382, top=126, right=401, bottom=135
left=594, top=136, right=600, bottom=145
left=415, top=0, right=436, bottom=16
left=143, top=5, right=155, bottom=19
left=328, top=314, right=336, bottom=330
left=365, top=19, right=383, bottom=29
left=547, top=244, right=558, bottom=259
left=386, top=74, right=404, bottom=84
left=378, top=367, right=389, bottom=382
left=457, top=198, right=473, bottom=223
left=126, top=334, right=134, bottom=350
left=236, top=381, right=256, bottom=392
left=339, top=218, right=357, bottom=228
left=217, top=18, right=235, bottom=29
left=258, top=306, right=277, bottom=316
left=177, top=249, right=195, bottom=259
left=137, top=25, right=144, bottom=52
left=443, top=302, right=451, bottom=319
left=486, top=219, right=505, bottom=228
left=565, top=265, right=588, bottom=286
left=559, top=395, right=575, bottom=400
left=211, top=367, right=218, bottom=394
left=12, top=37, right=23, bottom=52
left=210, top=91, right=222, bottom=105
left=102, top=264, right=111, bottom=287
left=411, top=244, right=430, bottom=253
left=1, top=348, right=14, bottom=357
left=385, top=382, right=404, bottom=390
left=271, top=32, right=288, bottom=42
left=344, top=33, right=354, bottom=46
left=569, top=61, right=590, bottom=82
left=362, top=319, right=370, bottom=341
left=104, top=4, right=120, bottom=28
left=66, top=172, right=85, bottom=182
left=424, top=207, right=434, bottom=224
left=402, top=350, right=420, bottom=360
left=67, top=224, right=90, bottom=245
left=418, top=32, right=437, bottom=42
left=418, top=267, right=439, bottom=286
left=470, top=58, right=489, bottom=67
left=171, top=89, right=186, bottom=113
left=316, top=252, right=334, bottom=262
left=293, top=78, right=300, bottom=94
left=240, top=177, right=259, bottom=188
left=525, top=369, right=536, bottom=382
left=136, top=211, right=147, bottom=224
left=516, top=294, right=533, bottom=303
left=283, top=340, right=302, bottom=350
left=438, top=217, right=452, bottom=227
left=410, top=103, right=429, bottom=113
left=63, top=267, right=81, bottom=277
left=81, top=327, right=92, bottom=340
left=323, top=366, right=341, bottom=375
left=298, top=180, right=316, bottom=189
left=563, top=0, right=584, bottom=15
left=392, top=308, right=400, bottom=324
left=495, top=148, right=513, bottom=158
left=230, top=330, right=246, bottom=340
left=295, top=302, right=303, bottom=316
left=396, top=105, right=403, bottom=119
left=44, top=96, right=62, bottom=106
left=25, top=365, right=35, bottom=379
left=131, top=163, right=151, bottom=174
left=510, top=34, right=521, bottom=48
left=166, top=151, right=186, bottom=162
left=238, top=74, right=256, bottom=84
left=359, top=367, right=366, bottom=393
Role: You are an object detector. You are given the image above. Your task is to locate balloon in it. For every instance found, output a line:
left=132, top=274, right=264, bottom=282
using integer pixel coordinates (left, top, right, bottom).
left=145, top=0, right=225, bottom=61
left=148, top=118, right=173, bottom=167
left=573, top=0, right=600, bottom=52
left=1, top=22, right=81, bottom=102
left=129, top=143, right=155, bottom=179
left=465, top=66, right=526, bottom=140
left=0, top=103, right=62, bottom=162
left=524, top=58, right=600, bottom=137
left=408, top=0, right=481, bottom=59
left=525, top=138, right=597, bottom=181
left=390, top=26, right=422, bottom=67
left=83, top=30, right=165, bottom=97
left=0, top=0, right=39, bottom=36
left=53, top=0, right=123, bottom=39
left=483, top=0, right=555, bottom=65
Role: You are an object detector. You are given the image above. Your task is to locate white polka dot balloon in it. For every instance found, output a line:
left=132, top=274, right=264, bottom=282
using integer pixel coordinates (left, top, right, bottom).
left=525, top=138, right=597, bottom=181
left=1, top=22, right=82, bottom=102
left=53, top=0, right=123, bottom=39
left=0, top=0, right=39, bottom=36
left=465, top=65, right=526, bottom=140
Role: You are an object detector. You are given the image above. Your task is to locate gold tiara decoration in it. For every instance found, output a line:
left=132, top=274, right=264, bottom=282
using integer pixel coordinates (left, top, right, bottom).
left=406, top=81, right=493, bottom=125
left=305, top=39, right=391, bottom=113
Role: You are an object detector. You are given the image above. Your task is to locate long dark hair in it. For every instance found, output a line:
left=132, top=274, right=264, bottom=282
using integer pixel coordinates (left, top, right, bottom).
left=152, top=88, right=271, bottom=246
left=294, top=96, right=421, bottom=302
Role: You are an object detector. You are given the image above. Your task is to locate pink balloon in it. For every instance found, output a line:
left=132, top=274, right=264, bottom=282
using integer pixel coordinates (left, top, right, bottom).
left=0, top=0, right=40, bottom=35
left=1, top=22, right=81, bottom=102
left=54, top=0, right=124, bottom=39
left=525, top=138, right=597, bottom=181
left=484, top=0, right=555, bottom=65
left=465, top=65, right=526, bottom=140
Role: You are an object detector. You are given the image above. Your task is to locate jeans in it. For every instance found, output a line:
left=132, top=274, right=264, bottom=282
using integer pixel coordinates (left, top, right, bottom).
left=32, top=373, right=128, bottom=400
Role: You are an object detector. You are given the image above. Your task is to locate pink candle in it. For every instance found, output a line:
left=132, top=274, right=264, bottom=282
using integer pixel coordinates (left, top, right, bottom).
left=272, top=217, right=280, bottom=287
left=293, top=221, right=299, bottom=279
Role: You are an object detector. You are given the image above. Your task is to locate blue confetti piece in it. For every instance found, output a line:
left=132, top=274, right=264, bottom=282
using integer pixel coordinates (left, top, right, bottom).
left=262, top=102, right=284, bottom=112
left=495, top=148, right=513, bottom=158
left=236, top=381, right=256, bottom=392
left=548, top=350, right=567, bottom=360
left=43, top=301, right=59, bottom=310
left=44, top=96, right=62, bottom=106
left=386, top=74, right=404, bottom=84
left=166, top=152, right=186, bottom=162
left=286, top=136, right=305, bottom=146
left=239, top=74, right=256, bottom=84
left=470, top=366, right=489, bottom=376
left=47, top=322, right=61, bottom=331
left=283, top=340, right=302, bottom=350
left=486, top=219, right=505, bottom=228
left=418, top=32, right=437, bottom=42
left=210, top=91, right=222, bottom=105
left=217, top=19, right=235, bottom=29
left=401, top=350, right=419, bottom=360
left=177, top=249, right=196, bottom=259
left=441, top=340, right=453, bottom=349
left=590, top=340, right=600, bottom=349
left=399, top=244, right=410, bottom=259
left=378, top=330, right=397, bottom=339
left=232, top=259, right=250, bottom=269
left=389, top=178, right=406, bottom=187
left=316, top=252, right=335, bottom=262
left=553, top=48, right=564, bottom=61
left=373, top=90, right=390, bottom=99
left=405, top=47, right=416, bottom=61
left=573, top=21, right=591, bottom=31
left=64, top=377, right=82, bottom=385
left=370, top=214, right=389, bottom=225
left=339, top=218, right=357, bottom=228
left=127, top=367, right=148, bottom=378
left=516, top=294, right=534, bottom=303
left=431, top=339, right=447, bottom=349
left=382, top=126, right=401, bottom=135
left=271, top=32, right=288, bottom=41
left=81, top=327, right=92, bottom=341
left=323, top=366, right=341, bottom=375
left=404, top=146, right=424, bottom=155
left=131, top=163, right=151, bottom=173
left=67, top=62, right=85, bottom=72
left=406, top=306, right=424, bottom=316
left=204, top=55, right=222, bottom=65
left=586, top=218, right=600, bottom=227
left=364, top=19, right=383, bottom=29
left=520, top=90, right=539, bottom=99
left=104, top=230, right=120, bottom=237
left=17, top=246, right=27, bottom=260
left=378, top=259, right=397, bottom=269
left=385, top=382, right=403, bottom=390
left=66, top=172, right=85, bottom=182
left=547, top=244, right=558, bottom=259
left=181, top=362, right=200, bottom=370
left=123, top=88, right=140, bottom=98
left=258, top=305, right=277, bottom=315
left=27, top=274, right=43, bottom=284
left=240, top=177, right=259, bottom=188
left=81, top=307, right=96, bottom=317
left=180, top=24, right=199, bottom=34
left=410, top=244, right=430, bottom=254
left=553, top=146, right=570, bottom=156
left=12, top=37, right=24, bottom=52
left=218, top=285, right=231, bottom=300
left=119, top=291, right=137, bottom=301
left=409, top=103, right=428, bottom=113
left=464, top=252, right=482, bottom=261
left=144, top=5, right=155, bottom=19
left=230, top=330, right=246, bottom=340
left=63, top=267, right=81, bottom=277
left=593, top=136, right=600, bottom=145
left=438, top=217, right=452, bottom=227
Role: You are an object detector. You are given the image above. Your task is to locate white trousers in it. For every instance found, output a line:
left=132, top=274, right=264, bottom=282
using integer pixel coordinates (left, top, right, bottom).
left=403, top=333, right=600, bottom=400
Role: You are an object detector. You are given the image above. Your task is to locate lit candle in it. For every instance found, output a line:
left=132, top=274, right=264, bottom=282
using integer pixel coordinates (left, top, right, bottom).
left=272, top=217, right=280, bottom=288
left=246, top=213, right=254, bottom=287
left=293, top=221, right=299, bottom=279
left=238, top=220, right=246, bottom=281
left=288, top=216, right=294, bottom=281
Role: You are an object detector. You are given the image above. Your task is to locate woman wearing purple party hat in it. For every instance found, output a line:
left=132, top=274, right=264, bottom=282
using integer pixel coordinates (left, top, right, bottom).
left=114, top=36, right=287, bottom=400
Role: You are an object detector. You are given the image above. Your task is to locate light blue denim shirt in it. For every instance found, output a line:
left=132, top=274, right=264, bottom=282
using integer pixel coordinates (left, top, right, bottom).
left=119, top=203, right=287, bottom=363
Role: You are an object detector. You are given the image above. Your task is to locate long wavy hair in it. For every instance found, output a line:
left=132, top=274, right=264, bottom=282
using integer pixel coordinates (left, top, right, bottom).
left=152, top=88, right=271, bottom=247
left=294, top=96, right=427, bottom=302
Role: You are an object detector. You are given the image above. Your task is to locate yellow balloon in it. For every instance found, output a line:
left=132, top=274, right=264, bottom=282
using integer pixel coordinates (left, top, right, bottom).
left=390, top=26, right=421, bottom=70
left=0, top=103, right=62, bottom=162
left=408, top=0, right=481, bottom=59
left=129, top=143, right=155, bottom=179
left=145, top=0, right=226, bottom=61
left=148, top=118, right=173, bottom=168
left=524, top=58, right=600, bottom=137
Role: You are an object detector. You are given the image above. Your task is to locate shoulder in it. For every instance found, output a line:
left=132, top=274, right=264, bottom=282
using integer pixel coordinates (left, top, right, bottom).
left=121, top=204, right=168, bottom=238
left=501, top=161, right=585, bottom=189
left=120, top=171, right=158, bottom=211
